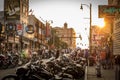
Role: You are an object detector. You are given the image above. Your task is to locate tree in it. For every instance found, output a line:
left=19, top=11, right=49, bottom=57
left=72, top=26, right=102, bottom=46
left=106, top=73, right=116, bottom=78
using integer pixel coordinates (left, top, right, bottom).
left=48, top=28, right=56, bottom=46
left=60, top=41, right=68, bottom=49
left=48, top=28, right=68, bottom=49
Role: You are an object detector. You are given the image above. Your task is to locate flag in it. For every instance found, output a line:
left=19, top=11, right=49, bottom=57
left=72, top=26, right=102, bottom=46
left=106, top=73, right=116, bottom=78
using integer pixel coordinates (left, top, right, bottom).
left=29, top=9, right=34, bottom=15
left=46, top=22, right=51, bottom=37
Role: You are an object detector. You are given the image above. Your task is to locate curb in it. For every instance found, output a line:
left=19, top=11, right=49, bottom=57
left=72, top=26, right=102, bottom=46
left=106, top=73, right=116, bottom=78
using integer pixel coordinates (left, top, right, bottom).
left=84, top=66, right=88, bottom=80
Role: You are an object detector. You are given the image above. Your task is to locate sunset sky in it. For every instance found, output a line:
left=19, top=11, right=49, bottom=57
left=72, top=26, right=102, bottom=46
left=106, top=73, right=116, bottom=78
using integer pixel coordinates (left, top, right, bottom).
left=29, top=0, right=108, bottom=49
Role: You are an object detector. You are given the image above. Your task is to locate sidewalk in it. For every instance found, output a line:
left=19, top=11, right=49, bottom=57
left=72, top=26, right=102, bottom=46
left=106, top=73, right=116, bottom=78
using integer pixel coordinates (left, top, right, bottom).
left=86, top=66, right=115, bottom=80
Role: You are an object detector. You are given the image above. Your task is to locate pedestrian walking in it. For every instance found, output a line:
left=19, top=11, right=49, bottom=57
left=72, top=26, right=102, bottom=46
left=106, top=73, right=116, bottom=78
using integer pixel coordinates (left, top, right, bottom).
left=95, top=53, right=102, bottom=77
left=84, top=49, right=89, bottom=65
left=100, top=49, right=106, bottom=69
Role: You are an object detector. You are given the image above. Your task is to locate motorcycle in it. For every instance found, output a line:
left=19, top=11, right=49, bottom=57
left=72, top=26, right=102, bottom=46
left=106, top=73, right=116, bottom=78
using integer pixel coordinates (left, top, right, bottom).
left=0, top=53, right=8, bottom=69
left=2, top=54, right=85, bottom=80
left=2, top=61, right=53, bottom=80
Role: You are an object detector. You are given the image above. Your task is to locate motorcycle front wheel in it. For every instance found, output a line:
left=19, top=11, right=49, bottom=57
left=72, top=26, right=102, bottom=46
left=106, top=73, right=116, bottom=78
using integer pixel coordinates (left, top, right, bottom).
left=1, top=75, right=18, bottom=80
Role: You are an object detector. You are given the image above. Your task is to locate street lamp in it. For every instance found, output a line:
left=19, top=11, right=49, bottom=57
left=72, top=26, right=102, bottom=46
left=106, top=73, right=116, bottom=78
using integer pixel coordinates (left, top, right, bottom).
left=80, top=3, right=92, bottom=54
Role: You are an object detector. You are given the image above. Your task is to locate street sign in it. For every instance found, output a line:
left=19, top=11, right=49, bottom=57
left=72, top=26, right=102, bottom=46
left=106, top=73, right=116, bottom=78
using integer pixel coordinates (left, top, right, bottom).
left=99, top=5, right=120, bottom=18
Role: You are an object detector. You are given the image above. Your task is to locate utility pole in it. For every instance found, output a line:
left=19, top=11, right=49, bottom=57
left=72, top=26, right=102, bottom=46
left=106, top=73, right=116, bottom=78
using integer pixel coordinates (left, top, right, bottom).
left=80, top=3, right=92, bottom=54
left=90, top=3, right=92, bottom=54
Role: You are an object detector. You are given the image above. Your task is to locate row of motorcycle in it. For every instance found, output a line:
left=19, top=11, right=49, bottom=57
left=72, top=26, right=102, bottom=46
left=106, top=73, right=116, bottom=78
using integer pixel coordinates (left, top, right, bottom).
left=2, top=53, right=86, bottom=80
left=0, top=51, right=30, bottom=69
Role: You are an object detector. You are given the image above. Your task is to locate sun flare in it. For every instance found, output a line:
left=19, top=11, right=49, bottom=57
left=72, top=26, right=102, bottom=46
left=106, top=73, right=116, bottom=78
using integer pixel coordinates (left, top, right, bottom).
left=93, top=18, right=105, bottom=28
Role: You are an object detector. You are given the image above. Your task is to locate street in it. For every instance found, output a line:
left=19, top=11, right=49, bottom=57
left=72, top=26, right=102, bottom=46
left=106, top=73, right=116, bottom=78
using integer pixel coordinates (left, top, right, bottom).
left=0, top=68, right=16, bottom=80
left=0, top=0, right=120, bottom=80
left=87, top=66, right=115, bottom=80
left=0, top=65, right=115, bottom=80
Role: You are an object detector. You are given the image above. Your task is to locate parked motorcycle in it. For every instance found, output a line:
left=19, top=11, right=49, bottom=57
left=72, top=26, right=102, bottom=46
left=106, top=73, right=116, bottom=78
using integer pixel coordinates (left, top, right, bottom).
left=2, top=53, right=85, bottom=80
left=2, top=61, right=53, bottom=80
left=0, top=53, right=9, bottom=69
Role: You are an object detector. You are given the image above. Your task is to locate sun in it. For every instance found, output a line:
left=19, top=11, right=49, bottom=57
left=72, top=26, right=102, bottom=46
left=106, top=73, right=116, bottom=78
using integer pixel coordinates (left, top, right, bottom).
left=93, top=18, right=105, bottom=28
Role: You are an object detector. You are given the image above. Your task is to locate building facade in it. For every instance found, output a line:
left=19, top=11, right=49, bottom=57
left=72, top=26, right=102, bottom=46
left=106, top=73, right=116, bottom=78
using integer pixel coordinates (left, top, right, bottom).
left=54, top=23, right=76, bottom=49
left=97, top=0, right=120, bottom=55
left=108, top=0, right=120, bottom=55
left=91, top=25, right=111, bottom=54
left=108, top=0, right=120, bottom=5
left=0, top=0, right=53, bottom=51
left=1, top=0, right=29, bottom=51
left=113, top=14, right=120, bottom=55
left=28, top=15, right=48, bottom=50
left=0, top=0, right=32, bottom=51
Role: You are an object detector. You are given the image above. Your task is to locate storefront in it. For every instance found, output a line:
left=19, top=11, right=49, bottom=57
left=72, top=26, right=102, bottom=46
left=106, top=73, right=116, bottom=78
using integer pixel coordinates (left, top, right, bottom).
left=113, top=14, right=120, bottom=55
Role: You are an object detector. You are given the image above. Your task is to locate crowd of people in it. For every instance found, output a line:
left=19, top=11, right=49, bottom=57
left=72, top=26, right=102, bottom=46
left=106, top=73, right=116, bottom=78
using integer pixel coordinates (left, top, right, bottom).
left=0, top=43, right=116, bottom=70
left=89, top=45, right=114, bottom=70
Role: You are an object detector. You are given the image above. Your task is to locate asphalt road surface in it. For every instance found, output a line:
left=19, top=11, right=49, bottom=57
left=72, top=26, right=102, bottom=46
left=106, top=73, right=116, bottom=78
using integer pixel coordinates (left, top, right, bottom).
left=0, top=68, right=16, bottom=80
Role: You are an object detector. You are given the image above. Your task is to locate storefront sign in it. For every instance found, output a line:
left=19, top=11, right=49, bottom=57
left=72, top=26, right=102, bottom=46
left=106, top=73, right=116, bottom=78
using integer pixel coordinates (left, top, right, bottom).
left=17, top=24, right=23, bottom=30
left=99, top=5, right=120, bottom=18
left=17, top=30, right=23, bottom=36
left=6, top=23, right=16, bottom=31
left=4, top=0, right=20, bottom=20
left=25, top=25, right=34, bottom=34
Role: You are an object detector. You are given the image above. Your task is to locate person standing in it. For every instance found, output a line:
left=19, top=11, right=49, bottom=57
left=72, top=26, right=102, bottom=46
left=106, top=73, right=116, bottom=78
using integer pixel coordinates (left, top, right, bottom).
left=55, top=50, right=60, bottom=59
left=115, top=55, right=120, bottom=80
left=84, top=49, right=89, bottom=65
left=105, top=44, right=111, bottom=69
